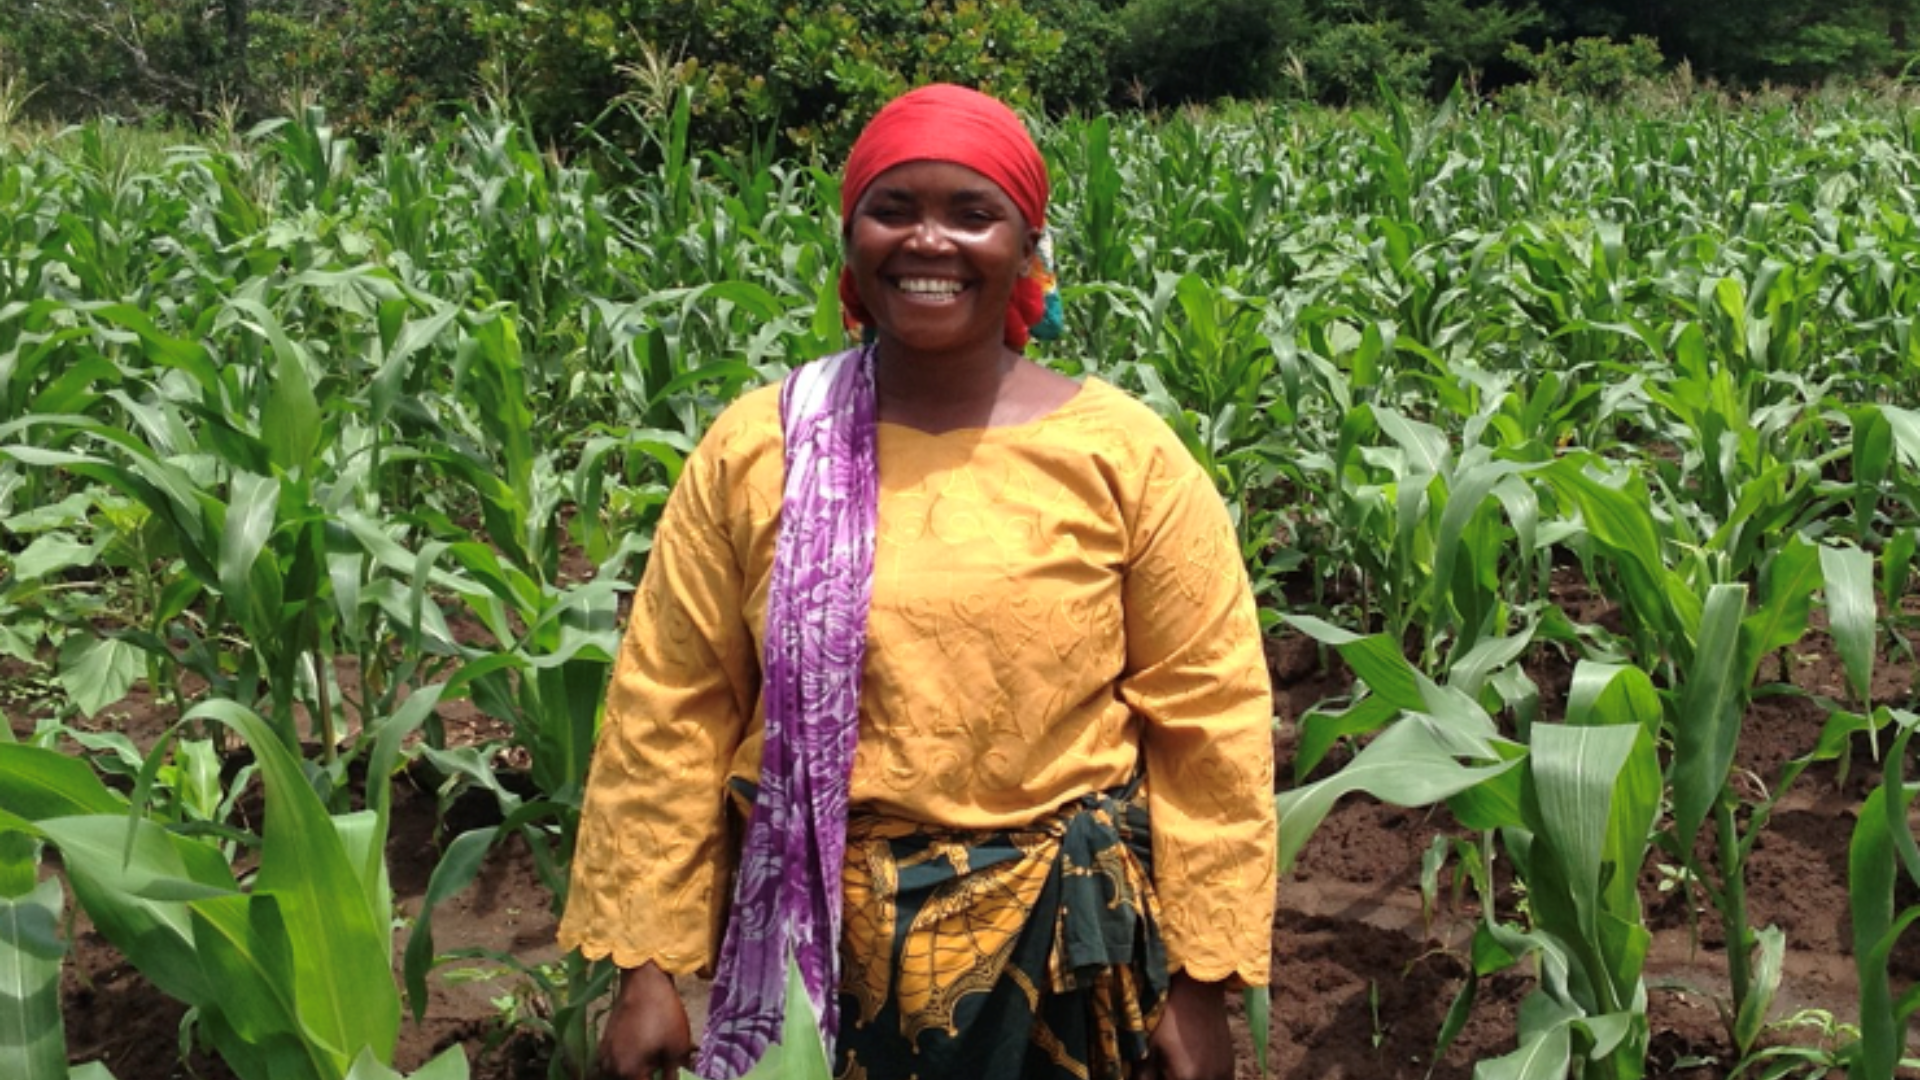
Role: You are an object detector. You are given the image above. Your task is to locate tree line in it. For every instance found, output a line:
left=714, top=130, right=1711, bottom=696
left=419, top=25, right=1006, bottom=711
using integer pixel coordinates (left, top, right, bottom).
left=2, top=0, right=1916, bottom=153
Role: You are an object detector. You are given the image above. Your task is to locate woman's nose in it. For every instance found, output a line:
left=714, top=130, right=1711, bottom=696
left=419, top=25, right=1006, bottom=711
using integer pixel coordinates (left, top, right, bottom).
left=903, top=218, right=956, bottom=253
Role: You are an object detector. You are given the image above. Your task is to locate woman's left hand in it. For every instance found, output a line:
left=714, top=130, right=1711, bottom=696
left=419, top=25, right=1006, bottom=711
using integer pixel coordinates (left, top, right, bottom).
left=1136, top=972, right=1234, bottom=1080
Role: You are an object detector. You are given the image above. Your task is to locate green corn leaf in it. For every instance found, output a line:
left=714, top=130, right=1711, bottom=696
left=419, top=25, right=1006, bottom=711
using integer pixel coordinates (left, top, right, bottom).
left=1578, top=1009, right=1641, bottom=1062
left=1818, top=543, right=1876, bottom=707
left=1739, top=537, right=1820, bottom=679
left=1374, top=407, right=1451, bottom=477
left=184, top=700, right=400, bottom=1065
left=0, top=745, right=127, bottom=817
left=369, top=305, right=461, bottom=428
left=364, top=684, right=445, bottom=838
left=1880, top=405, right=1920, bottom=470
left=1522, top=720, right=1658, bottom=1042
left=1849, top=780, right=1901, bottom=1080
left=1445, top=737, right=1529, bottom=832
left=1282, top=615, right=1424, bottom=710
left=761, top=953, right=833, bottom=1080
left=1296, top=695, right=1398, bottom=782
left=33, top=814, right=235, bottom=1008
left=218, top=470, right=280, bottom=624
left=333, top=811, right=393, bottom=956
left=1429, top=461, right=1534, bottom=641
left=1547, top=458, right=1700, bottom=649
left=90, top=302, right=222, bottom=393
left=1884, top=709, right=1920, bottom=887
left=1733, top=924, right=1786, bottom=1055
left=1671, top=584, right=1749, bottom=852
left=0, top=833, right=33, bottom=898
left=1474, top=1010, right=1571, bottom=1080
left=1277, top=717, right=1520, bottom=874
left=228, top=300, right=322, bottom=475
left=1851, top=405, right=1892, bottom=539
left=1491, top=474, right=1539, bottom=565
left=402, top=827, right=499, bottom=1021
left=1565, top=663, right=1662, bottom=741
left=173, top=740, right=224, bottom=823
left=809, top=271, right=846, bottom=356
left=187, top=894, right=319, bottom=1070
left=1448, top=628, right=1534, bottom=702
left=1434, top=968, right=1480, bottom=1067
left=1883, top=529, right=1917, bottom=615
left=345, top=1045, right=470, bottom=1080
left=1527, top=724, right=1641, bottom=932
left=1244, top=986, right=1270, bottom=1076
left=0, top=877, right=67, bottom=1080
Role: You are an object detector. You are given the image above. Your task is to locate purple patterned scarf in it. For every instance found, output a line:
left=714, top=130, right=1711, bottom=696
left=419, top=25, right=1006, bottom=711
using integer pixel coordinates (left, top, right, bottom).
left=695, top=345, right=878, bottom=1078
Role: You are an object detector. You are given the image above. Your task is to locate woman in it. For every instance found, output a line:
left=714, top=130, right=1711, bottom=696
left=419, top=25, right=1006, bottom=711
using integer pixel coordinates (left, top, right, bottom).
left=559, top=84, right=1276, bottom=1080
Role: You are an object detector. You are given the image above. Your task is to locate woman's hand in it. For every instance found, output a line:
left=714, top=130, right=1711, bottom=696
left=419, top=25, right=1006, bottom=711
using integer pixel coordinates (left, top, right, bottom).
left=597, top=962, right=694, bottom=1080
left=1137, top=972, right=1234, bottom=1080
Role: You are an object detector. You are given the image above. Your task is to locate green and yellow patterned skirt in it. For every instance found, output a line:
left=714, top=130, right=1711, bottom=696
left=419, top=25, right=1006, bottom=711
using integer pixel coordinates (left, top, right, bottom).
left=833, top=788, right=1169, bottom=1080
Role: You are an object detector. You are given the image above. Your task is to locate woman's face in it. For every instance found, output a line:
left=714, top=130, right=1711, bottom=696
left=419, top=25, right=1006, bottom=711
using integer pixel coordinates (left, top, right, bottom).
left=846, top=160, right=1039, bottom=360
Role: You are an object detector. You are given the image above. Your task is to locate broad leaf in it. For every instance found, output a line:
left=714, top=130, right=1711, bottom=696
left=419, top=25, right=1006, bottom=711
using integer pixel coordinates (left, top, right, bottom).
left=11, top=531, right=95, bottom=581
left=54, top=634, right=141, bottom=719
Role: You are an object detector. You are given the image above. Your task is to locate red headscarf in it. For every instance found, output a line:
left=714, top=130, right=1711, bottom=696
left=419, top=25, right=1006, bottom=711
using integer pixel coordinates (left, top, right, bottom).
left=838, top=84, right=1050, bottom=349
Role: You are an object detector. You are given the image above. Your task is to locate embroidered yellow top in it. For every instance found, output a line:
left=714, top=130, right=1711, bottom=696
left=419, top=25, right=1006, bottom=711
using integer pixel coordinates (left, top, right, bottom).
left=557, top=377, right=1277, bottom=986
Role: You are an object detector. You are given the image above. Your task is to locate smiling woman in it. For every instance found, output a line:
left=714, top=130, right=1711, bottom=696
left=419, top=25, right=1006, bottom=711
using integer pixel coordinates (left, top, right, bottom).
left=559, top=84, right=1277, bottom=1080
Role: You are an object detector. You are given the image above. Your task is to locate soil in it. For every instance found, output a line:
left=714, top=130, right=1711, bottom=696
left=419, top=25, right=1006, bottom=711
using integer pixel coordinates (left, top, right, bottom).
left=15, top=580, right=1920, bottom=1080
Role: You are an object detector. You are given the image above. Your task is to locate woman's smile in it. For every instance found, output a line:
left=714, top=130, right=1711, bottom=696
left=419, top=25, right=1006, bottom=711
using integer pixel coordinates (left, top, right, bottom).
left=892, top=276, right=969, bottom=299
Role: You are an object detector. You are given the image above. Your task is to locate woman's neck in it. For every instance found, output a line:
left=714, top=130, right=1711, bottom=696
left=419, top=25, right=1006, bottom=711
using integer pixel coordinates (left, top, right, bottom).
left=871, top=339, right=1023, bottom=433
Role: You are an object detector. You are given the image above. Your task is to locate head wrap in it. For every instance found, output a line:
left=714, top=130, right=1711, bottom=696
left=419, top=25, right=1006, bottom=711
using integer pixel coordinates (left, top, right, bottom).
left=837, top=84, right=1063, bottom=350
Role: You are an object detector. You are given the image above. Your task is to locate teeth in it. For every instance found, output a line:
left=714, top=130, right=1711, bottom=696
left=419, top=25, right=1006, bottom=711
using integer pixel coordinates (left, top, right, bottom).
left=897, top=278, right=964, bottom=295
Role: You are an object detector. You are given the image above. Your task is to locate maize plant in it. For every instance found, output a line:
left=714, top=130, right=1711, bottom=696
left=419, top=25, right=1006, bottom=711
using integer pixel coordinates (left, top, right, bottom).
left=3, top=77, right=1920, bottom=1080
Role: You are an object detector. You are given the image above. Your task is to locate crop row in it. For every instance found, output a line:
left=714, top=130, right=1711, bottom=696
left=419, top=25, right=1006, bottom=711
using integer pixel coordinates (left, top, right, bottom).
left=1, top=88, right=1918, bottom=1078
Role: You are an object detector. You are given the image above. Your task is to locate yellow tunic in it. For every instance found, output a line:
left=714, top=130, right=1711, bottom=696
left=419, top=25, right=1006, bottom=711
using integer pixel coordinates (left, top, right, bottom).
left=558, top=376, right=1276, bottom=987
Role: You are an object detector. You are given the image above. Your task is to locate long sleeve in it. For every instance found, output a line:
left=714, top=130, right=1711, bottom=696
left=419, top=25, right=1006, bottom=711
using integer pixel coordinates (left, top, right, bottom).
left=557, top=423, right=764, bottom=976
left=1120, top=439, right=1277, bottom=987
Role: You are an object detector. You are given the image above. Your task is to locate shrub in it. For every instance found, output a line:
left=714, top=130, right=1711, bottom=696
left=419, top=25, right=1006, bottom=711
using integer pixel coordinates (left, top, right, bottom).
left=1023, top=0, right=1127, bottom=113
left=458, top=0, right=1063, bottom=158
left=1296, top=18, right=1431, bottom=105
left=1504, top=34, right=1665, bottom=99
left=1113, top=0, right=1307, bottom=105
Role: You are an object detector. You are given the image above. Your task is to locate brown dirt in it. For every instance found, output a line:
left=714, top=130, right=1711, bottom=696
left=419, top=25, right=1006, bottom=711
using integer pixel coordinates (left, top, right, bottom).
left=17, top=582, right=1920, bottom=1080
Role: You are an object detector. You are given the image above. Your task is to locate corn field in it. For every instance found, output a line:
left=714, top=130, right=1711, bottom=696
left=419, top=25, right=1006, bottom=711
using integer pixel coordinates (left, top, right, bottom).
left=2, top=86, right=1919, bottom=1079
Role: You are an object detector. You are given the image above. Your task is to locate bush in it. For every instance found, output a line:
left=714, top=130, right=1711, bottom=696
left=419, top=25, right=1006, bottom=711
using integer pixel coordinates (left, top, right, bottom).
left=450, top=0, right=1063, bottom=158
left=1295, top=18, right=1431, bottom=105
left=1023, top=0, right=1127, bottom=113
left=0, top=0, right=225, bottom=120
left=1504, top=34, right=1665, bottom=99
left=1113, top=0, right=1306, bottom=105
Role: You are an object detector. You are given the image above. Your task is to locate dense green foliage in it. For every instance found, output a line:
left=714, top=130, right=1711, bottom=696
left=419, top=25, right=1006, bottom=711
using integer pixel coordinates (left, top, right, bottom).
left=5, top=0, right=1920, bottom=148
left=4, top=87, right=1920, bottom=1076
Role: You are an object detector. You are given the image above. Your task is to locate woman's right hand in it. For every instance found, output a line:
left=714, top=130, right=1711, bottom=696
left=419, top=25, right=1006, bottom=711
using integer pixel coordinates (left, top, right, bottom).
left=597, top=962, right=694, bottom=1080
